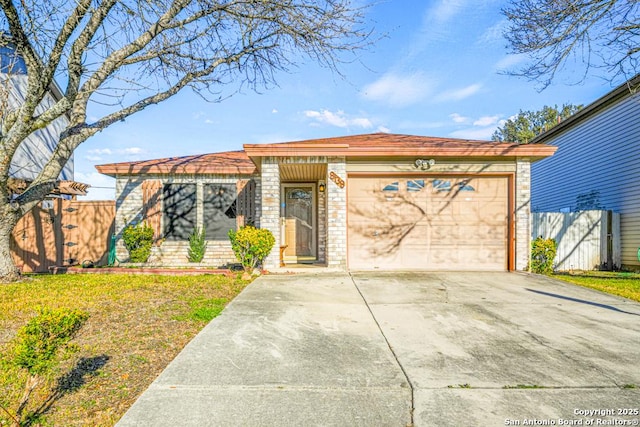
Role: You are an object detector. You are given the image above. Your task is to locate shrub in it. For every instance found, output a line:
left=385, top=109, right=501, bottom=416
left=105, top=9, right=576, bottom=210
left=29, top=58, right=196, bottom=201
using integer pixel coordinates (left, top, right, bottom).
left=187, top=227, right=207, bottom=263
left=7, top=307, right=88, bottom=424
left=531, top=237, right=557, bottom=274
left=122, top=222, right=154, bottom=263
left=228, top=226, right=275, bottom=272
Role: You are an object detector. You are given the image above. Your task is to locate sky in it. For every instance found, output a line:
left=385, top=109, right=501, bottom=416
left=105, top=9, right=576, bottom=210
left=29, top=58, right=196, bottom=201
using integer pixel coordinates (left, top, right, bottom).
left=75, top=0, right=622, bottom=200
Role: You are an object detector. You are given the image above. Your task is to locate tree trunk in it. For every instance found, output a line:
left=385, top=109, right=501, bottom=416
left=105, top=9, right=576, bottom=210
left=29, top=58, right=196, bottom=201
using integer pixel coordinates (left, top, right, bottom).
left=0, top=201, right=21, bottom=282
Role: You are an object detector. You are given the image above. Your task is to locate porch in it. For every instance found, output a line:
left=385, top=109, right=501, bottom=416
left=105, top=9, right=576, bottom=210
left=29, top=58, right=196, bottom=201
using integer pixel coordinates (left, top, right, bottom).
left=258, top=157, right=348, bottom=271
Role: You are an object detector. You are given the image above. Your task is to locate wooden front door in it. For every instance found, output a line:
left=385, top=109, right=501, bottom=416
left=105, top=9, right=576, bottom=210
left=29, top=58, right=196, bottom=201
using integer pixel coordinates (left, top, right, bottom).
left=281, top=184, right=316, bottom=262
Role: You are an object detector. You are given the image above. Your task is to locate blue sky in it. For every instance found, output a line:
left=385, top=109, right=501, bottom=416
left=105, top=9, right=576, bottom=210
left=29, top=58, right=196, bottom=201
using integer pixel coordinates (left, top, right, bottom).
left=76, top=0, right=619, bottom=200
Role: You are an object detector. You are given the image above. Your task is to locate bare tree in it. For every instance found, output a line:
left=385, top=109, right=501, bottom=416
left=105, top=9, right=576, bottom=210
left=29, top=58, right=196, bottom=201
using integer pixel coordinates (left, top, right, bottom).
left=0, top=0, right=370, bottom=281
left=502, top=0, right=639, bottom=89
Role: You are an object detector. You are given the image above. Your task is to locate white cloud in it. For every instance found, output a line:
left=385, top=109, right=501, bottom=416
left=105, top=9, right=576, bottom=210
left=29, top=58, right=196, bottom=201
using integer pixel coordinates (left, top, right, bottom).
left=377, top=125, right=390, bottom=133
left=430, top=0, right=466, bottom=24
left=449, top=113, right=468, bottom=124
left=435, top=83, right=482, bottom=102
left=450, top=127, right=496, bottom=140
left=303, top=109, right=373, bottom=129
left=494, top=54, right=528, bottom=72
left=85, top=155, right=103, bottom=162
left=272, top=109, right=278, bottom=114
left=478, top=19, right=507, bottom=46
left=204, top=119, right=214, bottom=124
left=473, top=115, right=500, bottom=127
left=88, top=148, right=112, bottom=155
left=74, top=171, right=116, bottom=201
left=121, top=147, right=143, bottom=155
left=362, top=72, right=434, bottom=107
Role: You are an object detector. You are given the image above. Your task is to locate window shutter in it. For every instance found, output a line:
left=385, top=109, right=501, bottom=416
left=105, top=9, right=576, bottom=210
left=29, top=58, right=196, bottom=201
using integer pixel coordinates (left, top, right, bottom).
left=142, top=180, right=162, bottom=245
left=236, top=179, right=256, bottom=227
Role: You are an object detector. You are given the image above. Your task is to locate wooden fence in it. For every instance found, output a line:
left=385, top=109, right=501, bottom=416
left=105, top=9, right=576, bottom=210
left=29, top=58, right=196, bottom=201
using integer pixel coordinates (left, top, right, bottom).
left=11, top=199, right=115, bottom=273
left=532, top=210, right=621, bottom=271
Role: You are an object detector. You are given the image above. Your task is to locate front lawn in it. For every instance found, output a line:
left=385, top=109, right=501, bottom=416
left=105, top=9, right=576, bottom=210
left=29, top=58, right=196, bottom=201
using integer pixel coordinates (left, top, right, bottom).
left=552, top=271, right=640, bottom=302
left=0, top=273, right=251, bottom=426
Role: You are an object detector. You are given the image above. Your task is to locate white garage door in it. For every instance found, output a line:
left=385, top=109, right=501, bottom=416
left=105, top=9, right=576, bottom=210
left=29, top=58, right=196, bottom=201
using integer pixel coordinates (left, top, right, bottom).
left=347, top=176, right=509, bottom=270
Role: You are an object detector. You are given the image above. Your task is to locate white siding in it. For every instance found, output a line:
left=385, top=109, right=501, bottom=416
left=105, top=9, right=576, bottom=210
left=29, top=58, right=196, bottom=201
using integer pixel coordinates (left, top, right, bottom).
left=531, top=92, right=640, bottom=268
left=3, top=74, right=73, bottom=181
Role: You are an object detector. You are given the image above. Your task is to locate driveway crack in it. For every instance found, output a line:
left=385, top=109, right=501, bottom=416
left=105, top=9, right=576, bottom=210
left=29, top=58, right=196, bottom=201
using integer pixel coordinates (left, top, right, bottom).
left=349, top=273, right=415, bottom=426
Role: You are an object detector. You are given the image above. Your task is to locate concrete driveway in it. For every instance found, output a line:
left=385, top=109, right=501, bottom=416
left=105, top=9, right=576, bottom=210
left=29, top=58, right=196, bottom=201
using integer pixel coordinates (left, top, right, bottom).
left=117, top=272, right=640, bottom=426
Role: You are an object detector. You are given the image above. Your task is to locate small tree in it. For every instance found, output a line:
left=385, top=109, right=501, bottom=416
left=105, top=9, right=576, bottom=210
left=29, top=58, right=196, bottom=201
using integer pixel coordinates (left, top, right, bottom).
left=4, top=307, right=88, bottom=426
left=492, top=104, right=582, bottom=143
left=122, top=222, right=154, bottom=263
left=187, top=227, right=207, bottom=263
left=228, top=226, right=275, bottom=273
left=531, top=237, right=557, bottom=275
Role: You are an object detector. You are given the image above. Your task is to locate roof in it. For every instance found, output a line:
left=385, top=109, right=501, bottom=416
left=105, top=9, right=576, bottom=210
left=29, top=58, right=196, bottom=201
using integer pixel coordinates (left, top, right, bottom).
left=531, top=74, right=640, bottom=144
left=8, top=178, right=90, bottom=196
left=96, top=133, right=557, bottom=177
left=95, top=150, right=256, bottom=177
left=243, top=133, right=556, bottom=159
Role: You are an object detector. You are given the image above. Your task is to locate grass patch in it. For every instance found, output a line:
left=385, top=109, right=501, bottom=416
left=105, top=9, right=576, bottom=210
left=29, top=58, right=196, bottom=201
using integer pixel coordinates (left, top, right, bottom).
left=447, top=383, right=472, bottom=389
left=173, top=297, right=228, bottom=323
left=552, top=271, right=640, bottom=302
left=0, top=273, right=251, bottom=426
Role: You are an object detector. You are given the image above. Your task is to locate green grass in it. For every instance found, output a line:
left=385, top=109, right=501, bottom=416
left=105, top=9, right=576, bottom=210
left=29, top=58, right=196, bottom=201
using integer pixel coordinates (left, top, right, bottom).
left=552, top=271, right=640, bottom=302
left=0, top=273, right=251, bottom=427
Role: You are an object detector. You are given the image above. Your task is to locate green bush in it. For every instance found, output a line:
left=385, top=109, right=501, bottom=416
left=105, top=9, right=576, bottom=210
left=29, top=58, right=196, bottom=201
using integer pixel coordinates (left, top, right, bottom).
left=187, top=227, right=207, bottom=263
left=531, top=237, right=557, bottom=274
left=7, top=307, right=89, bottom=424
left=122, top=222, right=154, bottom=263
left=228, top=226, right=275, bottom=272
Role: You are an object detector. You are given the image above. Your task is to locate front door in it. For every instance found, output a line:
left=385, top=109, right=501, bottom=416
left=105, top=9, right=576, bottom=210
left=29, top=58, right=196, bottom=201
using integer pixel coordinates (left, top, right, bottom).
left=281, top=184, right=316, bottom=262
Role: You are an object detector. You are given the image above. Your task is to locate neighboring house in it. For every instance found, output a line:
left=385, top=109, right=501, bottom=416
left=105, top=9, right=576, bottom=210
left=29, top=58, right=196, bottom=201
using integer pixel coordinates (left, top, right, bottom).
left=1, top=43, right=75, bottom=185
left=2, top=43, right=99, bottom=273
left=531, top=74, right=640, bottom=271
left=97, top=133, right=555, bottom=271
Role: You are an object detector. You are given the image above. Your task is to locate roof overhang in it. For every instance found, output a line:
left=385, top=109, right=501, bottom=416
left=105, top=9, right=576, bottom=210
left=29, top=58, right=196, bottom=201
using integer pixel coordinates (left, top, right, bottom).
left=244, top=134, right=557, bottom=167
left=8, top=178, right=90, bottom=197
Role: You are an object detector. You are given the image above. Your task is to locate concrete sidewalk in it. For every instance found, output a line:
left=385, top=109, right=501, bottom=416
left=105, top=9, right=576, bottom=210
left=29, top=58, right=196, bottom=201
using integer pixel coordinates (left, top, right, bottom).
left=116, top=273, right=411, bottom=426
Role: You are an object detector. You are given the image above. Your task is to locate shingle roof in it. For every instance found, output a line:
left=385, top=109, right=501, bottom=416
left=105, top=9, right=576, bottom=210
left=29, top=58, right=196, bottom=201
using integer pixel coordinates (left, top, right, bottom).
left=95, top=150, right=256, bottom=177
left=243, top=133, right=556, bottom=158
left=96, top=133, right=557, bottom=177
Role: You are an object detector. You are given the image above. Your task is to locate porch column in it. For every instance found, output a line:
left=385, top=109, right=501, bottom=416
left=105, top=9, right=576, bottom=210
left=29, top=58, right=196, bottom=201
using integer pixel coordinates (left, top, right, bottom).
left=326, top=157, right=347, bottom=269
left=515, top=158, right=531, bottom=271
left=260, top=157, right=281, bottom=270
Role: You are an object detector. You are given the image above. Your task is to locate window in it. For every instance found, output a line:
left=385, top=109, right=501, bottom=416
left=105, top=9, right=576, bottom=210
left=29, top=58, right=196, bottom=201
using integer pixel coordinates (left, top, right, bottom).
left=203, top=184, right=237, bottom=240
left=382, top=182, right=399, bottom=192
left=457, top=180, right=475, bottom=192
left=163, top=184, right=197, bottom=240
left=432, top=179, right=451, bottom=192
left=407, top=180, right=425, bottom=192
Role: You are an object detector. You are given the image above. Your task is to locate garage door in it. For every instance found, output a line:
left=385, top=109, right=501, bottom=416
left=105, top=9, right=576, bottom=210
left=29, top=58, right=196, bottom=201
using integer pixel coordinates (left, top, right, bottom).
left=347, top=176, right=509, bottom=270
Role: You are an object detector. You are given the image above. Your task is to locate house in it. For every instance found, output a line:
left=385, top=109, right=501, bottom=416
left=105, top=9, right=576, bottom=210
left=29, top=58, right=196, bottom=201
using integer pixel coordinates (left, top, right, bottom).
left=530, top=74, right=640, bottom=271
left=97, top=133, right=555, bottom=271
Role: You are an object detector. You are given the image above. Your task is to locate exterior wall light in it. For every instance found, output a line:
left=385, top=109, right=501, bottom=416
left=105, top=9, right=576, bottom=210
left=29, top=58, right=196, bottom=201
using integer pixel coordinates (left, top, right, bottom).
left=414, top=159, right=436, bottom=170
left=318, top=181, right=326, bottom=193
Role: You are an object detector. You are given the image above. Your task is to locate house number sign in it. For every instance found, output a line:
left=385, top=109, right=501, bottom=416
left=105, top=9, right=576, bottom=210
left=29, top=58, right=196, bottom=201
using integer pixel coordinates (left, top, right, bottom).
left=329, top=171, right=345, bottom=188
